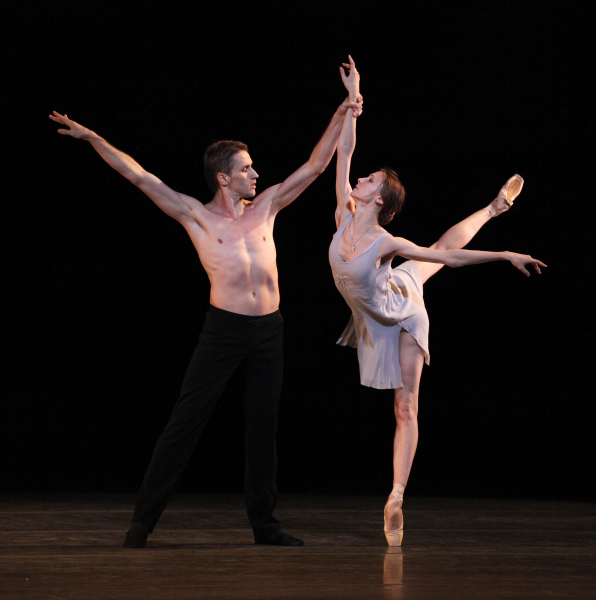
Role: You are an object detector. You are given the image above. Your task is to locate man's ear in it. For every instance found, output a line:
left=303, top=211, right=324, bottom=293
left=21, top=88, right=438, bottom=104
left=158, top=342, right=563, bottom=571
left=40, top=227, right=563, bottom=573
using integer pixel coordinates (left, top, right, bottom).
left=217, top=172, right=229, bottom=187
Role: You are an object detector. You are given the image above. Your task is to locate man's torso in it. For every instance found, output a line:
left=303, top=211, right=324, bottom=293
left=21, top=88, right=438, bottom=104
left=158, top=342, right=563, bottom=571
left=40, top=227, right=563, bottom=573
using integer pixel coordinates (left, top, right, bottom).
left=185, top=196, right=280, bottom=316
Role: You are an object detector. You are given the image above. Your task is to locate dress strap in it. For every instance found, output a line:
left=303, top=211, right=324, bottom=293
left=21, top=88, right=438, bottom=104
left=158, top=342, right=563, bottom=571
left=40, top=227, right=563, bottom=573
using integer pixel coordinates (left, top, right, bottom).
left=336, top=213, right=353, bottom=236
left=373, top=231, right=392, bottom=263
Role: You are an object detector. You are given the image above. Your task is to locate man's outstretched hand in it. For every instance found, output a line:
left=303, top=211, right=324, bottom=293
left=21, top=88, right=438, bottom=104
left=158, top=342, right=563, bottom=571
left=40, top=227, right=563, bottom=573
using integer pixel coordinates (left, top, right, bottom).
left=339, top=96, right=364, bottom=118
left=49, top=111, right=93, bottom=139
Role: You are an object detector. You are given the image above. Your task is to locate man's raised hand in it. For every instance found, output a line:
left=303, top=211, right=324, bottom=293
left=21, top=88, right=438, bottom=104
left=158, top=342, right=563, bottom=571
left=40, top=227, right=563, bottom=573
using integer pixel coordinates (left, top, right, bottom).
left=49, top=111, right=93, bottom=139
left=339, top=96, right=364, bottom=118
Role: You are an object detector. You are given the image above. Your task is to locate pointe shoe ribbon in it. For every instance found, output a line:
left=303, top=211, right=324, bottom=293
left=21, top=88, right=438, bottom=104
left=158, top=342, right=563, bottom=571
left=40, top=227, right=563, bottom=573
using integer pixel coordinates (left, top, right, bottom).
left=384, top=496, right=404, bottom=547
left=489, top=174, right=524, bottom=217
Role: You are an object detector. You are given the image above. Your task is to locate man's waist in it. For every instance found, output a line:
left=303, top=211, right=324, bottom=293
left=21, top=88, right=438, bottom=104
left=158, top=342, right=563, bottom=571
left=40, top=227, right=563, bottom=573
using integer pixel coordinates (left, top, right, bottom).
left=208, top=304, right=281, bottom=320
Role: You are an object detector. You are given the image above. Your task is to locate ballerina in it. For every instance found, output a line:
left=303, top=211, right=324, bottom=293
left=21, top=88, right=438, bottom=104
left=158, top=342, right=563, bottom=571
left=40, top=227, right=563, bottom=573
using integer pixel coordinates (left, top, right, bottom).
left=331, top=56, right=545, bottom=546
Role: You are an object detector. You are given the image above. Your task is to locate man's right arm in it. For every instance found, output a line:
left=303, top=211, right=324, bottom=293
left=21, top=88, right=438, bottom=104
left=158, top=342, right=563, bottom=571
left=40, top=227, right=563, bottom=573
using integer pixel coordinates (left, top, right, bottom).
left=49, top=111, right=200, bottom=224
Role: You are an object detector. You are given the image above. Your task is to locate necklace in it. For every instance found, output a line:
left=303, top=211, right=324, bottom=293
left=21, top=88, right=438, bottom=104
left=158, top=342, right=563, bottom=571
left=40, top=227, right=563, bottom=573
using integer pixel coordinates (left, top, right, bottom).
left=350, top=221, right=373, bottom=252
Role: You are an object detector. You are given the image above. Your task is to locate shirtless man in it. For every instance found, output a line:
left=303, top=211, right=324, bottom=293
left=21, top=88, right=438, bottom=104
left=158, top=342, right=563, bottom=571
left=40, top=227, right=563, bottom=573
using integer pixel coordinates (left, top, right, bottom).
left=49, top=90, right=362, bottom=548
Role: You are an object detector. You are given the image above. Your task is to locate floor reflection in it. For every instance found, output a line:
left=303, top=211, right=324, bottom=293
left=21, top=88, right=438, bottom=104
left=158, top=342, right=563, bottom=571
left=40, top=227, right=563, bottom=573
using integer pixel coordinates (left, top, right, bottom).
left=383, top=546, right=403, bottom=598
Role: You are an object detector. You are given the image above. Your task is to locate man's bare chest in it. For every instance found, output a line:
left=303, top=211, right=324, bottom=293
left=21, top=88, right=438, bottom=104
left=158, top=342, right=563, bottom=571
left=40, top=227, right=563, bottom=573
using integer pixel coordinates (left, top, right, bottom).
left=195, top=210, right=276, bottom=262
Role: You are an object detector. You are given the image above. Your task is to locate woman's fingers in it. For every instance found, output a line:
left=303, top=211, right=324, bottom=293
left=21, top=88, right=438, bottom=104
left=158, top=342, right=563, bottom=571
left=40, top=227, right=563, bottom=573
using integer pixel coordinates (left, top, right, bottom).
left=532, top=259, right=547, bottom=274
left=515, top=256, right=547, bottom=276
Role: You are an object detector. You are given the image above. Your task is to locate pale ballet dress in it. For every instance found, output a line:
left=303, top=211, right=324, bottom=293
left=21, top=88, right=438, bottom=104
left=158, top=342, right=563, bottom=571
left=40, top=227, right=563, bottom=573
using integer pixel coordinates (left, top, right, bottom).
left=329, top=215, right=430, bottom=390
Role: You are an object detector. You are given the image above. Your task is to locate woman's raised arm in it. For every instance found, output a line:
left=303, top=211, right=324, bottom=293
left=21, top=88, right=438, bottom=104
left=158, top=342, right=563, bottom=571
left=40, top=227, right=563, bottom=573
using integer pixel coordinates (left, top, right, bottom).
left=336, top=56, right=361, bottom=229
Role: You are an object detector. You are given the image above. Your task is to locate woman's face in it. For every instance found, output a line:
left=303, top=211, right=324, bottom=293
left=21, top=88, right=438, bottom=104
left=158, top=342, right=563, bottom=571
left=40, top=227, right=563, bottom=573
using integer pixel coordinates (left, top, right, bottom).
left=352, top=171, right=384, bottom=202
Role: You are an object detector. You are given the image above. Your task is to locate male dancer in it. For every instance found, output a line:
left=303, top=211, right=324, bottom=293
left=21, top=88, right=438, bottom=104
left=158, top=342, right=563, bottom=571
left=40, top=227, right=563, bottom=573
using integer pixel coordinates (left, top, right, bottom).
left=50, top=90, right=362, bottom=548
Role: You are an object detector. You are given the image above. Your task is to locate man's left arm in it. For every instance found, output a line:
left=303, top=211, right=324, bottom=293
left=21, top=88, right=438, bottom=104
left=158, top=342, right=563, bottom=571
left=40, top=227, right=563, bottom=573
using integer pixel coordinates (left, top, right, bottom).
left=269, top=97, right=362, bottom=213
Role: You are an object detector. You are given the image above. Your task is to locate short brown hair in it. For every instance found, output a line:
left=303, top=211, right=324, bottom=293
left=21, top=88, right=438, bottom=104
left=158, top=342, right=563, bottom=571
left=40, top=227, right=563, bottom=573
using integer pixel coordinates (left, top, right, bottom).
left=203, top=140, right=249, bottom=193
left=378, top=168, right=406, bottom=225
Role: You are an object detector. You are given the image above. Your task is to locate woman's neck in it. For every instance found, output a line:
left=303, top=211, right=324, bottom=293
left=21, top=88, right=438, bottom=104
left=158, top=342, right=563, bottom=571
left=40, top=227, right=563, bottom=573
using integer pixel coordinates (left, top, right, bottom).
left=352, top=203, right=381, bottom=232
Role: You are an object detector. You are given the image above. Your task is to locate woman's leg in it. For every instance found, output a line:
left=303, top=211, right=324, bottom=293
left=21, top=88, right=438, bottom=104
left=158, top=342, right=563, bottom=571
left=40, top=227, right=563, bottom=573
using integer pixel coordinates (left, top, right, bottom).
left=384, top=331, right=426, bottom=545
left=415, top=178, right=517, bottom=283
left=390, top=331, right=426, bottom=497
left=415, top=206, right=494, bottom=283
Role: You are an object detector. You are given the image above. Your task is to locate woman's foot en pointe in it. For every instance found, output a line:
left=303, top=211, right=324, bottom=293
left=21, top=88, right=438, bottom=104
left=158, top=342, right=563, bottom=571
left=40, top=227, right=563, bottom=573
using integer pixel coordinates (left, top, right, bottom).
left=384, top=496, right=404, bottom=547
left=488, top=174, right=524, bottom=217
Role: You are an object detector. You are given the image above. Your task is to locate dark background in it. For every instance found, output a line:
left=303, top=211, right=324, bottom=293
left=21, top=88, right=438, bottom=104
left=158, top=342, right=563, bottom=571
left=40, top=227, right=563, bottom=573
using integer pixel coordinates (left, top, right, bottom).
left=3, top=1, right=593, bottom=500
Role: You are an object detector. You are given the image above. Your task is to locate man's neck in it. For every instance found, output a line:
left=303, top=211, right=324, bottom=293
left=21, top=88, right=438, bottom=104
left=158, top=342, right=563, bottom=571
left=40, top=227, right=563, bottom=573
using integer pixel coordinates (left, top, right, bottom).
left=211, top=190, right=246, bottom=220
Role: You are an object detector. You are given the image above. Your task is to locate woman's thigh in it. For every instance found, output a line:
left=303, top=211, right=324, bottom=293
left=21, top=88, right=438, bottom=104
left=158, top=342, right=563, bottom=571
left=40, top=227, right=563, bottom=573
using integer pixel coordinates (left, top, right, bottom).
left=397, top=330, right=426, bottom=401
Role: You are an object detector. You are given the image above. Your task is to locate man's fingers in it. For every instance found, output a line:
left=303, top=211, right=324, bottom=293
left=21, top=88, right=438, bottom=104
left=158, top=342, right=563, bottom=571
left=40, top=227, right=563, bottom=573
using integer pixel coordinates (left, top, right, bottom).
left=50, top=111, right=71, bottom=126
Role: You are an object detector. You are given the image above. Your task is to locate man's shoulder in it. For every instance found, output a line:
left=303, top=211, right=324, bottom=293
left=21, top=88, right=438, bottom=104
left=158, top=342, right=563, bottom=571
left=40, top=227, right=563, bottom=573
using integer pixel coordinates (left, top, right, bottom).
left=253, top=183, right=281, bottom=205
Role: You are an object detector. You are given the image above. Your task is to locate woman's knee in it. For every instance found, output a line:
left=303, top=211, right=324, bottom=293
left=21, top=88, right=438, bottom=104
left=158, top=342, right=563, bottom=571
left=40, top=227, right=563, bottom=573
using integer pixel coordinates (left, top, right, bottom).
left=394, top=391, right=418, bottom=423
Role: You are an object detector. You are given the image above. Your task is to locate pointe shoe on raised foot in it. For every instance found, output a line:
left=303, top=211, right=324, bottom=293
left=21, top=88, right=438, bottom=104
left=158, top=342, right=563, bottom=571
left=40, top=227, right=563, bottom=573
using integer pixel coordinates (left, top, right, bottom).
left=384, top=497, right=404, bottom=547
left=489, top=174, right=524, bottom=217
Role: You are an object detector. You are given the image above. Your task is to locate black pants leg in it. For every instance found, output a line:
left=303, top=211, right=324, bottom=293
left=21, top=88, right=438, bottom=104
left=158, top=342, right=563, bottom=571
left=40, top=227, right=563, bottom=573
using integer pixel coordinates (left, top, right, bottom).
left=130, top=307, right=284, bottom=534
left=242, top=312, right=284, bottom=536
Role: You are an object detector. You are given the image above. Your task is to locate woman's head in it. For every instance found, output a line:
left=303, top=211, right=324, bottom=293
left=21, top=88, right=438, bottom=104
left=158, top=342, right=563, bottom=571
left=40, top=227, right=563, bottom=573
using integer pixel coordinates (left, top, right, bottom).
left=377, top=168, right=406, bottom=225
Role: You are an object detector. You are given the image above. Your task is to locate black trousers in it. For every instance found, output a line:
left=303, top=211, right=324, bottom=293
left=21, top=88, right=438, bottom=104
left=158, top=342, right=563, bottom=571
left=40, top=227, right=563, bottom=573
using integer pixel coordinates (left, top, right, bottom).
left=131, top=306, right=284, bottom=535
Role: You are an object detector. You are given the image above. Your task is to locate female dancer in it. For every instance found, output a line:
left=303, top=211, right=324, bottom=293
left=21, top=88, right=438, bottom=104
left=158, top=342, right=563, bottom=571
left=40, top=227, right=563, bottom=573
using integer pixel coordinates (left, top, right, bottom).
left=331, top=57, right=545, bottom=546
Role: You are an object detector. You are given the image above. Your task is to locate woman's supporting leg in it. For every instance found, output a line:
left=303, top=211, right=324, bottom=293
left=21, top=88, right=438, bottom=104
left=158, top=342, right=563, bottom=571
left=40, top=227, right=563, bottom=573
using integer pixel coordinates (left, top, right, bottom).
left=391, top=331, right=426, bottom=495
left=384, top=330, right=425, bottom=545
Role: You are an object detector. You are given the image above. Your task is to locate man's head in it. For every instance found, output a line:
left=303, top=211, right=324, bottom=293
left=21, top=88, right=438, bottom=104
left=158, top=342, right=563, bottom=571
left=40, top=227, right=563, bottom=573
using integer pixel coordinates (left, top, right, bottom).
left=204, top=140, right=258, bottom=197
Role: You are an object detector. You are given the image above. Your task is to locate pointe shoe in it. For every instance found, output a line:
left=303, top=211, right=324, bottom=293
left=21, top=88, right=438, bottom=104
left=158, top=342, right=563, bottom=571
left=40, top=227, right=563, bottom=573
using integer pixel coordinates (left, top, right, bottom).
left=489, top=174, right=524, bottom=217
left=384, top=496, right=404, bottom=547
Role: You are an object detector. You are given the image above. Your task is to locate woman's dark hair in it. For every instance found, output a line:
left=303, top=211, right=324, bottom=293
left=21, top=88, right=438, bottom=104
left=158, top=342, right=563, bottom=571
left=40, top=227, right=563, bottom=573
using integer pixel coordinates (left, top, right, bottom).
left=378, top=168, right=406, bottom=225
left=203, top=140, right=249, bottom=193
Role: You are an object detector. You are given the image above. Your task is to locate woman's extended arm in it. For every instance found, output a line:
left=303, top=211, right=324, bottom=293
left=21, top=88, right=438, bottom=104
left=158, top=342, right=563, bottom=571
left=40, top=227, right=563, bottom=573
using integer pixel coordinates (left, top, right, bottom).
left=336, top=56, right=360, bottom=228
left=382, top=236, right=546, bottom=276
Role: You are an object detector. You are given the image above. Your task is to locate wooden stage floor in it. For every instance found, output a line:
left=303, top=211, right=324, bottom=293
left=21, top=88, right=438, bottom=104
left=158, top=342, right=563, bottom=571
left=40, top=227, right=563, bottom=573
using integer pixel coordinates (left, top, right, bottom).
left=1, top=494, right=594, bottom=599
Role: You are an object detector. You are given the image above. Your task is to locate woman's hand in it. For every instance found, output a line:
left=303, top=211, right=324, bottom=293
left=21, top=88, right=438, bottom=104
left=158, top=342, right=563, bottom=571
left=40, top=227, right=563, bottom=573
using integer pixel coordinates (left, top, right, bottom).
left=505, top=252, right=547, bottom=276
left=340, top=55, right=360, bottom=101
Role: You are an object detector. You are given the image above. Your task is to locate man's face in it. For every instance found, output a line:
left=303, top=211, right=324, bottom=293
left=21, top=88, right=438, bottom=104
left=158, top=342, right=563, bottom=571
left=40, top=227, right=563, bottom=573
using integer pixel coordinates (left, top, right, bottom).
left=227, top=151, right=259, bottom=198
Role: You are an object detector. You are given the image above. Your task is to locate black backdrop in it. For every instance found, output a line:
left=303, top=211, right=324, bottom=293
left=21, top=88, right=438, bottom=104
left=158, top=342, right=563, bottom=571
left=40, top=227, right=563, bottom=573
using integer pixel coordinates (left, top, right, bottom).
left=3, top=1, right=593, bottom=500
